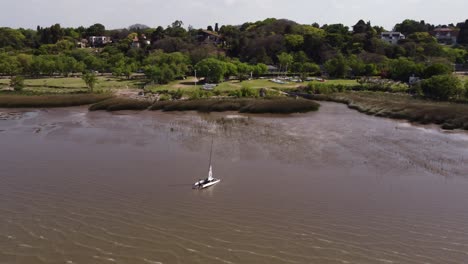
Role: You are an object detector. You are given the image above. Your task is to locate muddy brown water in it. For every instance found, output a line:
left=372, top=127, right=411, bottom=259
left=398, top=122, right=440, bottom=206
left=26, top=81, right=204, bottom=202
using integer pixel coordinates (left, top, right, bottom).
left=1, top=102, right=468, bottom=264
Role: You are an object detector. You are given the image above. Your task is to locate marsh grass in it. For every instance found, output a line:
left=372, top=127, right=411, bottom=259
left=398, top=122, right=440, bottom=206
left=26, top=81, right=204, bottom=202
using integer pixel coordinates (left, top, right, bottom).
left=309, top=92, right=468, bottom=130
left=150, top=98, right=320, bottom=114
left=0, top=94, right=111, bottom=108
left=89, top=98, right=152, bottom=111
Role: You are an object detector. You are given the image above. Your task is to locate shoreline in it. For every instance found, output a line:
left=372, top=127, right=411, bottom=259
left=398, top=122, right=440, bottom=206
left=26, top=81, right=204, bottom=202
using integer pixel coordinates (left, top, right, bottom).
left=90, top=97, right=321, bottom=114
left=296, top=91, right=468, bottom=131
left=1, top=91, right=468, bottom=130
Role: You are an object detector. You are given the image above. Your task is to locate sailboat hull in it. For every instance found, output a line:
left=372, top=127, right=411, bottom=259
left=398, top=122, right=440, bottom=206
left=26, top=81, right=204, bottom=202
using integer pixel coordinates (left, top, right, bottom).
left=193, top=179, right=221, bottom=189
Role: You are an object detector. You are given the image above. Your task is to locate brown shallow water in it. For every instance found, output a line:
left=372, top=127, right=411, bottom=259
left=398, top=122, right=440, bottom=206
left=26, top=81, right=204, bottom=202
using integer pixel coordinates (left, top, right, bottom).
left=1, top=102, right=468, bottom=264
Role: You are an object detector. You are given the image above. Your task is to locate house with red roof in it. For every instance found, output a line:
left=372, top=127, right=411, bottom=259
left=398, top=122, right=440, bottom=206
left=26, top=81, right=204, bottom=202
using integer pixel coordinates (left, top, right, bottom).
left=431, top=28, right=459, bottom=45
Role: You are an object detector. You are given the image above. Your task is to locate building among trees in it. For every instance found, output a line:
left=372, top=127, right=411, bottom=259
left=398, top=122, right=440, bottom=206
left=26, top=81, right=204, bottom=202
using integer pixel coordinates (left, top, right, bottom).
left=381, top=32, right=406, bottom=45
left=197, top=30, right=223, bottom=45
left=431, top=28, right=459, bottom=45
left=88, top=36, right=112, bottom=47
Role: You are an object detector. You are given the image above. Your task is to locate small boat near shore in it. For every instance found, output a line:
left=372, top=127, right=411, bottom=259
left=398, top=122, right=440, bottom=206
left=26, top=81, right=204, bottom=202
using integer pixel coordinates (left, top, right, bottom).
left=193, top=165, right=220, bottom=189
left=193, top=139, right=220, bottom=189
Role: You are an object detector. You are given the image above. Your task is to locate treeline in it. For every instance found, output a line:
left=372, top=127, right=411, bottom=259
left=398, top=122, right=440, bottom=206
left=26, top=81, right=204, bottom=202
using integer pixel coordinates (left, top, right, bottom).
left=1, top=18, right=468, bottom=83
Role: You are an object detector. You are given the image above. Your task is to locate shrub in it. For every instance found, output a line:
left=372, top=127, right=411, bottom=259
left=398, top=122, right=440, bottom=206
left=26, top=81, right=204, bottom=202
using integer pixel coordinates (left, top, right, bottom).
left=170, top=89, right=183, bottom=100
left=240, top=86, right=256, bottom=97
left=189, top=89, right=212, bottom=100
left=159, top=94, right=171, bottom=101
left=420, top=74, right=464, bottom=100
left=82, top=73, right=98, bottom=92
left=423, top=63, right=452, bottom=78
left=10, top=76, right=24, bottom=92
left=307, top=83, right=333, bottom=94
left=228, top=89, right=242, bottom=98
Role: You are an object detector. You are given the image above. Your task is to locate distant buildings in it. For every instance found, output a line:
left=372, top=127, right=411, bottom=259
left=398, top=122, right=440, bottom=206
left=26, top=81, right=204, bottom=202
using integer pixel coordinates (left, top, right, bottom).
left=197, top=30, right=223, bottom=45
left=267, top=65, right=278, bottom=72
left=131, top=35, right=151, bottom=49
left=88, top=36, right=112, bottom=47
left=381, top=32, right=405, bottom=45
left=77, top=39, right=88, bottom=48
left=431, top=28, right=459, bottom=45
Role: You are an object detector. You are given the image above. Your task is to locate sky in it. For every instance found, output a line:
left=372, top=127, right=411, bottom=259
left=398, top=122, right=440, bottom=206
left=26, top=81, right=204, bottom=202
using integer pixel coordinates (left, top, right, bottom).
left=1, top=0, right=467, bottom=30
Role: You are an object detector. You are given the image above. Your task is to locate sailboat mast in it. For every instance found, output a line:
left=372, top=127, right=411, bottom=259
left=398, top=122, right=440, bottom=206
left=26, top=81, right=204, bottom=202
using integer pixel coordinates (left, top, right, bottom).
left=208, top=137, right=214, bottom=168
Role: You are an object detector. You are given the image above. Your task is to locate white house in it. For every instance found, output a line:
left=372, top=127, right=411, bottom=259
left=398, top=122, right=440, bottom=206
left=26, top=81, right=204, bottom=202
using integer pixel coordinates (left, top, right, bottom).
left=88, top=36, right=111, bottom=47
left=381, top=32, right=405, bottom=45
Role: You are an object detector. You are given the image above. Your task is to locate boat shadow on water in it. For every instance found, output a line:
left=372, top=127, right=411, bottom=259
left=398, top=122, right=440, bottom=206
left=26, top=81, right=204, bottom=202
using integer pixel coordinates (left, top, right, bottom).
left=166, top=184, right=194, bottom=188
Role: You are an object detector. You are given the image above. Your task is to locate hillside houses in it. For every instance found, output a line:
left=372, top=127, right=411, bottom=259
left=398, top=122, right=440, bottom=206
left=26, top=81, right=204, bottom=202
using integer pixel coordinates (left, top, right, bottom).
left=197, top=30, right=223, bottom=45
left=88, top=36, right=112, bottom=47
left=431, top=28, right=459, bottom=45
left=381, top=32, right=406, bottom=45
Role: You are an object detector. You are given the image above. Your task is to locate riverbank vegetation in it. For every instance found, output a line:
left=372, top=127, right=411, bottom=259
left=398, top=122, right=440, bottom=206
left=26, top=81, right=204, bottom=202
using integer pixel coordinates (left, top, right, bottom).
left=150, top=98, right=320, bottom=113
left=87, top=97, right=319, bottom=114
left=0, top=94, right=111, bottom=108
left=305, top=92, right=468, bottom=130
left=1, top=18, right=468, bottom=124
left=89, top=98, right=151, bottom=111
left=1, top=18, right=468, bottom=88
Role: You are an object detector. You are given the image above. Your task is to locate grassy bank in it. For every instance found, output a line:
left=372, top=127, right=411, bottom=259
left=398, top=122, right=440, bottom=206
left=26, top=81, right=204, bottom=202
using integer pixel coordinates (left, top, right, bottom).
left=0, top=94, right=112, bottom=108
left=306, top=91, right=468, bottom=130
left=150, top=98, right=320, bottom=114
left=0, top=76, right=143, bottom=94
left=89, top=98, right=152, bottom=111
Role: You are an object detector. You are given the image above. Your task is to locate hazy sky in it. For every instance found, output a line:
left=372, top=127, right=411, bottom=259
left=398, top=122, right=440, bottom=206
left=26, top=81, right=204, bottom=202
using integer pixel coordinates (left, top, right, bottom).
left=1, top=0, right=467, bottom=30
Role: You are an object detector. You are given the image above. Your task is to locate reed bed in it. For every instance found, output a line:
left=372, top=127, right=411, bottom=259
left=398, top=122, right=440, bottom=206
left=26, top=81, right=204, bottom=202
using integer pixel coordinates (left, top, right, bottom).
left=0, top=94, right=111, bottom=108
left=150, top=98, right=320, bottom=114
left=309, top=92, right=468, bottom=130
left=89, top=98, right=152, bottom=111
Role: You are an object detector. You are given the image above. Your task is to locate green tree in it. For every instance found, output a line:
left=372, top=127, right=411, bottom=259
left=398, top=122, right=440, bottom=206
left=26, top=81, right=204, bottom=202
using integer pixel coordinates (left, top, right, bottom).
left=224, top=62, right=238, bottom=79
left=348, top=55, right=366, bottom=76
left=457, top=20, right=468, bottom=44
left=144, top=65, right=175, bottom=84
left=16, top=54, right=33, bottom=74
left=324, top=54, right=349, bottom=78
left=420, top=74, right=463, bottom=100
left=253, top=63, right=268, bottom=77
left=144, top=50, right=190, bottom=78
left=277, top=52, right=294, bottom=74
left=10, top=76, right=25, bottom=92
left=0, top=28, right=26, bottom=49
left=284, top=34, right=304, bottom=51
left=364, top=64, right=379, bottom=76
left=82, top=72, right=98, bottom=92
left=394, top=19, right=430, bottom=36
left=86, top=23, right=106, bottom=37
left=0, top=54, right=21, bottom=75
left=302, top=62, right=321, bottom=78
left=388, top=58, right=424, bottom=82
left=235, top=62, right=253, bottom=81
left=423, top=63, right=452, bottom=79
left=195, top=58, right=227, bottom=83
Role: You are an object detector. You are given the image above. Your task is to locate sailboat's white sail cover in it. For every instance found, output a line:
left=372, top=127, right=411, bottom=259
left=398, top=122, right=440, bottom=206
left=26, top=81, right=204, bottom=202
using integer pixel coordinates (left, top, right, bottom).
left=208, top=165, right=213, bottom=181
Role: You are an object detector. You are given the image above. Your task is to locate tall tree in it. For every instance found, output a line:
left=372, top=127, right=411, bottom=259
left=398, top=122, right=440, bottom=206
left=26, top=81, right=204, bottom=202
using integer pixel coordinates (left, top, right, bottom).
left=86, top=23, right=106, bottom=37
left=82, top=72, right=98, bottom=92
left=457, top=20, right=468, bottom=45
left=277, top=52, right=294, bottom=73
left=394, top=19, right=430, bottom=35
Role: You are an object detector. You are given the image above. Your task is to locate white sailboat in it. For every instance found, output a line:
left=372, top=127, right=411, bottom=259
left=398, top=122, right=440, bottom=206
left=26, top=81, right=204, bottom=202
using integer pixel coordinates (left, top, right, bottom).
left=193, top=139, right=221, bottom=189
